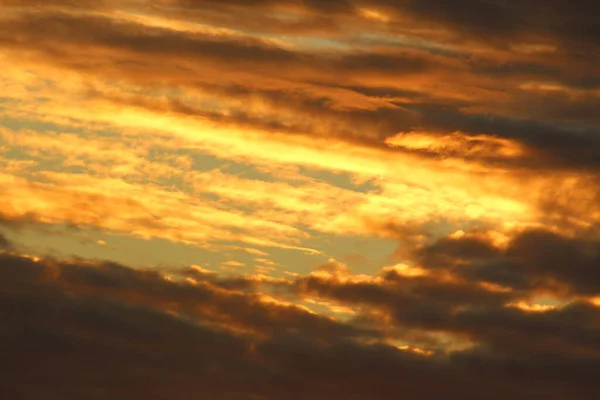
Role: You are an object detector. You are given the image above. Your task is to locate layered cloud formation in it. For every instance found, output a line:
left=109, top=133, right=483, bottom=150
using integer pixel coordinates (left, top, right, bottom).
left=1, top=1, right=599, bottom=398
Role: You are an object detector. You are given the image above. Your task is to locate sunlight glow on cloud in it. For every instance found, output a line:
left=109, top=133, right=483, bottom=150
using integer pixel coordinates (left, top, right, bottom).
left=1, top=1, right=599, bottom=398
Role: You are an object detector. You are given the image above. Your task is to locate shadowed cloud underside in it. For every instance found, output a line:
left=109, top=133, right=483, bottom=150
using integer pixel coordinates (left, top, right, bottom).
left=1, top=1, right=599, bottom=399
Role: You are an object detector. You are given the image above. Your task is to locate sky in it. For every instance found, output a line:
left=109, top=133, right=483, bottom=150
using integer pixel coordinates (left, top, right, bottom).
left=1, top=1, right=600, bottom=398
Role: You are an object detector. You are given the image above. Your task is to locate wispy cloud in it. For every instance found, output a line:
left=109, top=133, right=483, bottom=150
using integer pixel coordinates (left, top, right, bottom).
left=1, top=1, right=599, bottom=398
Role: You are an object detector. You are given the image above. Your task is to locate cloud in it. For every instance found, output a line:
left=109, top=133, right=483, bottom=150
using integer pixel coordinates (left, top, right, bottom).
left=2, top=251, right=598, bottom=399
left=0, top=232, right=13, bottom=250
left=3, top=6, right=598, bottom=179
left=0, top=2, right=599, bottom=398
left=417, top=228, right=600, bottom=296
left=2, top=5, right=598, bottom=174
left=294, top=257, right=600, bottom=372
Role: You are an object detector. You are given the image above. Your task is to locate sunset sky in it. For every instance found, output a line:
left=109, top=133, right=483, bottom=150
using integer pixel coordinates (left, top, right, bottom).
left=1, top=1, right=600, bottom=398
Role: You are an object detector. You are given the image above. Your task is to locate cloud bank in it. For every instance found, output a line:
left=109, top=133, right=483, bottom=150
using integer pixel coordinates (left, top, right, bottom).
left=1, top=0, right=599, bottom=398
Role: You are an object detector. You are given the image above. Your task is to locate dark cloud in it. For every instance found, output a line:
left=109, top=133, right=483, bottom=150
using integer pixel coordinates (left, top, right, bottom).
left=418, top=235, right=501, bottom=263
left=0, top=212, right=43, bottom=230
left=26, top=257, right=371, bottom=340
left=0, top=232, right=13, bottom=251
left=2, top=252, right=598, bottom=399
left=0, top=0, right=104, bottom=8
left=412, top=104, right=600, bottom=172
left=395, top=0, right=600, bottom=54
left=417, top=228, right=600, bottom=296
left=162, top=0, right=600, bottom=61
left=0, top=4, right=598, bottom=399
left=296, top=270, right=513, bottom=328
left=0, top=12, right=452, bottom=81
left=1, top=8, right=599, bottom=175
left=294, top=264, right=600, bottom=380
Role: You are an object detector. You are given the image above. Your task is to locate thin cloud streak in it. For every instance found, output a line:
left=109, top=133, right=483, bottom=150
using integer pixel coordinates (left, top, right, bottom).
left=1, top=1, right=599, bottom=398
